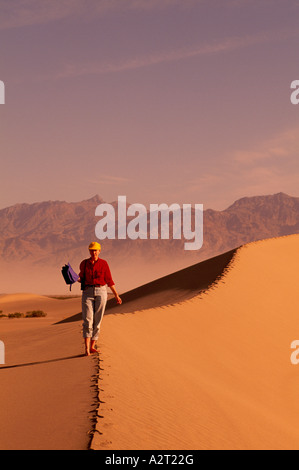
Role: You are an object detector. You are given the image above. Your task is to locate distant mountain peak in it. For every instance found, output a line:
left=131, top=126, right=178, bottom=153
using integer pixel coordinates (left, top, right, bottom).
left=84, top=194, right=103, bottom=203
left=226, top=192, right=294, bottom=210
left=1, top=192, right=299, bottom=294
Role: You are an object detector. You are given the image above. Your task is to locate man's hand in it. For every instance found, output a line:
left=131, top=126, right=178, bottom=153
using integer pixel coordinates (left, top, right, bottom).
left=110, top=285, right=122, bottom=304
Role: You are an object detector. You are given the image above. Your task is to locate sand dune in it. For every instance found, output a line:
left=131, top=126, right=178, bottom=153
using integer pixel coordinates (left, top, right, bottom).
left=0, top=292, right=81, bottom=322
left=1, top=234, right=299, bottom=450
left=56, top=249, right=236, bottom=326
left=91, top=234, right=299, bottom=450
left=104, top=247, right=237, bottom=315
left=0, top=293, right=45, bottom=302
left=0, top=294, right=94, bottom=450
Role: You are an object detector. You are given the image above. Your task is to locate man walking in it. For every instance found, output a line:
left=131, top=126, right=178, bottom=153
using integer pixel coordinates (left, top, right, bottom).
left=79, top=242, right=122, bottom=356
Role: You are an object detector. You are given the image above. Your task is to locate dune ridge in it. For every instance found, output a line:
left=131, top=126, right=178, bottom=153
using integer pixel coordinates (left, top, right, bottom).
left=1, top=234, right=298, bottom=450
left=91, top=234, right=299, bottom=450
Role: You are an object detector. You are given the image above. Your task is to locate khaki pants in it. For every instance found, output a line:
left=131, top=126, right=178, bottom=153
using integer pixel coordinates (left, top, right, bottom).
left=82, top=286, right=108, bottom=340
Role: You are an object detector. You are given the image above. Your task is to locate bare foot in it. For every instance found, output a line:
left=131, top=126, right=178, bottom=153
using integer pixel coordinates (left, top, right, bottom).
left=90, top=340, right=98, bottom=354
left=84, top=338, right=91, bottom=356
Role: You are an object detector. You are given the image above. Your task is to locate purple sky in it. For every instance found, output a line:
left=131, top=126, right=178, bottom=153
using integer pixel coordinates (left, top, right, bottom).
left=1, top=0, right=299, bottom=210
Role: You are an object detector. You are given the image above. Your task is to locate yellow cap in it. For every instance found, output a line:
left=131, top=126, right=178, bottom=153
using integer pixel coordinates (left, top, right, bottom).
left=89, top=242, right=101, bottom=251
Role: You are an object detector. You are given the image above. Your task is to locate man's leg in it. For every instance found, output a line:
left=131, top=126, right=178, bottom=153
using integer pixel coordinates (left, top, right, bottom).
left=82, top=289, right=95, bottom=356
left=84, top=337, right=91, bottom=356
left=91, top=288, right=108, bottom=351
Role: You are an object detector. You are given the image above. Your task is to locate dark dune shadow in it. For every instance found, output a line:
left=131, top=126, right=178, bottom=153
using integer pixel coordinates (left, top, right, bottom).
left=0, top=354, right=85, bottom=370
left=105, top=247, right=238, bottom=314
left=55, top=312, right=82, bottom=324
left=56, top=247, right=238, bottom=323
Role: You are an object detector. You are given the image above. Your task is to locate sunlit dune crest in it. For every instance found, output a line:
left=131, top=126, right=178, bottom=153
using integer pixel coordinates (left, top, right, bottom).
left=92, top=234, right=299, bottom=450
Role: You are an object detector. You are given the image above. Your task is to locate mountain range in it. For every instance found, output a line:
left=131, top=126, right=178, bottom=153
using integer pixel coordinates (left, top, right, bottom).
left=0, top=192, right=298, bottom=294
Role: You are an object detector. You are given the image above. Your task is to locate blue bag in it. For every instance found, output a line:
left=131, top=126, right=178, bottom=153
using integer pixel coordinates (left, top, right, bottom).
left=61, top=262, right=79, bottom=291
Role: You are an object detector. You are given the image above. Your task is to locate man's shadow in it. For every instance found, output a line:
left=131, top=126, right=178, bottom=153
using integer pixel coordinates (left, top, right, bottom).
left=0, top=354, right=86, bottom=370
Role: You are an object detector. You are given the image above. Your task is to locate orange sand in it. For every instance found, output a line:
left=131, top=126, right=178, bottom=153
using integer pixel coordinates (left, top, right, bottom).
left=1, top=235, right=299, bottom=450
left=91, top=235, right=299, bottom=450
left=0, top=295, right=97, bottom=450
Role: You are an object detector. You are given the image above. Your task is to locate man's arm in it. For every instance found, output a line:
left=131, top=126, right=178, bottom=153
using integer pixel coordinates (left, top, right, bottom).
left=109, top=285, right=122, bottom=304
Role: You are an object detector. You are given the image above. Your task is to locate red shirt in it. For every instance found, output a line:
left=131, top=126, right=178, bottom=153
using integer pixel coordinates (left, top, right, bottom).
left=79, top=258, right=114, bottom=288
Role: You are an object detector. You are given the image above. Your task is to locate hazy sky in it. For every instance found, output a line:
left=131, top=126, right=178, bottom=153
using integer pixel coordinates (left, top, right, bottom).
left=1, top=0, right=299, bottom=210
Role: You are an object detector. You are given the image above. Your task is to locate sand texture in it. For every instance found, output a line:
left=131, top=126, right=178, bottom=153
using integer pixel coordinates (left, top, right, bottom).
left=0, top=295, right=97, bottom=450
left=91, top=235, right=299, bottom=450
left=1, top=235, right=299, bottom=450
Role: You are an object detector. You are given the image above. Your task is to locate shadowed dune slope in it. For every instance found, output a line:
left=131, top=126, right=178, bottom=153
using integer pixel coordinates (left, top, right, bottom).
left=105, top=247, right=237, bottom=314
left=56, top=247, right=237, bottom=324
